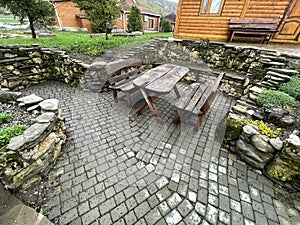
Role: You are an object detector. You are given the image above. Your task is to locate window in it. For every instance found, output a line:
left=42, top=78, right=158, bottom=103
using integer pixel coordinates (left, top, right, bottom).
left=148, top=18, right=154, bottom=29
left=118, top=14, right=122, bottom=20
left=199, top=0, right=224, bottom=15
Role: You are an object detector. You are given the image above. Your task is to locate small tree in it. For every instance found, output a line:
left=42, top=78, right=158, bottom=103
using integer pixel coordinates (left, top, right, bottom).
left=161, top=17, right=172, bottom=32
left=127, top=4, right=143, bottom=32
left=0, top=0, right=55, bottom=39
left=72, top=0, right=122, bottom=40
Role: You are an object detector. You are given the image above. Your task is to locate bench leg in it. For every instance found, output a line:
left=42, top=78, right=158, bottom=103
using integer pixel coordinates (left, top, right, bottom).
left=112, top=90, right=118, bottom=103
left=174, top=85, right=181, bottom=98
left=126, top=92, right=131, bottom=108
left=229, top=31, right=235, bottom=42
left=173, top=110, right=180, bottom=124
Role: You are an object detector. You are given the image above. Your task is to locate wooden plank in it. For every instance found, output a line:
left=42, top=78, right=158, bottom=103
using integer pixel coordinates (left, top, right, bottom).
left=105, top=59, right=142, bottom=76
left=229, top=18, right=278, bottom=24
left=192, top=86, right=213, bottom=114
left=145, top=65, right=189, bottom=94
left=133, top=64, right=176, bottom=88
left=108, top=68, right=141, bottom=84
left=185, top=85, right=208, bottom=112
left=229, top=24, right=277, bottom=29
left=175, top=83, right=200, bottom=110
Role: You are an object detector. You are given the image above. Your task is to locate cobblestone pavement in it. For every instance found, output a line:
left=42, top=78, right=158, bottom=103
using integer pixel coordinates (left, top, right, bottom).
left=22, top=81, right=300, bottom=225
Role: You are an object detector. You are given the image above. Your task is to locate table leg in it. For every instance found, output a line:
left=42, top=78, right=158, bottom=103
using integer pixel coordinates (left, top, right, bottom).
left=139, top=88, right=160, bottom=117
left=174, top=85, right=181, bottom=98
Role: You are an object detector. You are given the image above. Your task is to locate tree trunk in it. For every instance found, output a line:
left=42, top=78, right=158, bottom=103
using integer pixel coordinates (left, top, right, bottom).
left=105, top=23, right=108, bottom=40
left=29, top=18, right=36, bottom=39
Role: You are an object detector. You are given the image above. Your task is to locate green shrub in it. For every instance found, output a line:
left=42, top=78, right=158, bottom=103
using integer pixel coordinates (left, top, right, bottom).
left=0, top=125, right=27, bottom=147
left=0, top=113, right=11, bottom=124
left=279, top=76, right=300, bottom=100
left=257, top=90, right=297, bottom=109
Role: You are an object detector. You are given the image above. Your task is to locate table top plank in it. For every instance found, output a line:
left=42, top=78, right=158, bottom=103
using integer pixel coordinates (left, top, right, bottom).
left=144, top=65, right=189, bottom=94
left=175, top=83, right=200, bottom=110
left=133, top=64, right=176, bottom=88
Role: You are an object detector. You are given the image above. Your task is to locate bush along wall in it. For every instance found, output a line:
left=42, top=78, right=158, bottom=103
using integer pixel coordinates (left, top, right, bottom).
left=0, top=44, right=88, bottom=90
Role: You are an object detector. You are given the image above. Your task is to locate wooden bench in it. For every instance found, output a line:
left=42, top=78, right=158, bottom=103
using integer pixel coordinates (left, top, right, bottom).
left=174, top=73, right=224, bottom=130
left=229, top=18, right=278, bottom=43
left=107, top=59, right=143, bottom=107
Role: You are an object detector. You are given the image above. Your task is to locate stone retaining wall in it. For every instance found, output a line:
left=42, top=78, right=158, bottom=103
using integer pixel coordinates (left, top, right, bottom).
left=0, top=44, right=88, bottom=90
left=0, top=91, right=66, bottom=191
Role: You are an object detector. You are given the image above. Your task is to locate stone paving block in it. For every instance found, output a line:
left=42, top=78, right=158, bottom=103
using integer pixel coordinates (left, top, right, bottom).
left=205, top=204, right=218, bottom=224
left=158, top=201, right=171, bottom=216
left=219, top=210, right=231, bottom=225
left=126, top=197, right=138, bottom=211
left=125, top=211, right=137, bottom=225
left=59, top=207, right=78, bottom=225
left=197, top=188, right=208, bottom=204
left=111, top=203, right=128, bottom=222
left=165, top=209, right=183, bottom=225
left=145, top=207, right=163, bottom=225
left=99, top=198, right=116, bottom=215
left=230, top=199, right=242, bottom=213
left=82, top=207, right=100, bottom=225
left=229, top=185, right=240, bottom=201
left=231, top=210, right=244, bottom=225
left=134, top=201, right=151, bottom=219
left=241, top=201, right=254, bottom=221
left=184, top=210, right=202, bottom=225
left=178, top=199, right=193, bottom=217
left=254, top=211, right=268, bottom=225
left=167, top=193, right=182, bottom=209
left=263, top=202, right=279, bottom=222
left=98, top=213, right=112, bottom=225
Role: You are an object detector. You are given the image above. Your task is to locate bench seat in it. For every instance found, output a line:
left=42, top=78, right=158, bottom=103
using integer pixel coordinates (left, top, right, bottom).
left=229, top=18, right=278, bottom=43
left=174, top=73, right=224, bottom=130
left=107, top=59, right=143, bottom=107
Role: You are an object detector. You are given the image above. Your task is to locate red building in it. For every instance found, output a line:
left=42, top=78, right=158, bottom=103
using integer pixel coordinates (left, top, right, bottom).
left=53, top=0, right=161, bottom=33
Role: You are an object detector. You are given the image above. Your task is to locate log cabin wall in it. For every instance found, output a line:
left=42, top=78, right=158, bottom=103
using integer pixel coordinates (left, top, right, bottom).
left=174, top=0, right=295, bottom=43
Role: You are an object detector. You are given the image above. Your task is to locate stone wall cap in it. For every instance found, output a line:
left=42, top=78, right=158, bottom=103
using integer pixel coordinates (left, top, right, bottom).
left=17, top=94, right=43, bottom=105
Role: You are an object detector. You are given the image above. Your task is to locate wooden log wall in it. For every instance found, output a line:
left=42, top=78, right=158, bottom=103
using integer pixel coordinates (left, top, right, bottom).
left=174, top=0, right=290, bottom=41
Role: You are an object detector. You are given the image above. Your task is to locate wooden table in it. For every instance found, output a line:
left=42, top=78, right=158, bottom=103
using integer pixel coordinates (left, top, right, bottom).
left=133, top=64, right=189, bottom=118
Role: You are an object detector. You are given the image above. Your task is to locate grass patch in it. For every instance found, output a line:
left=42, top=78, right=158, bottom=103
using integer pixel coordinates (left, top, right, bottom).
left=0, top=30, right=172, bottom=56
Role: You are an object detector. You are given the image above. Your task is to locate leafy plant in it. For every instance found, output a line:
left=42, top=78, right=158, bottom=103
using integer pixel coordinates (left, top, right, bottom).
left=279, top=76, right=300, bottom=100
left=39, top=205, right=49, bottom=216
left=0, top=125, right=27, bottom=147
left=0, top=0, right=55, bottom=39
left=257, top=90, right=297, bottom=109
left=127, top=4, right=143, bottom=32
left=0, top=113, right=11, bottom=124
left=244, top=119, right=281, bottom=138
left=161, top=17, right=173, bottom=32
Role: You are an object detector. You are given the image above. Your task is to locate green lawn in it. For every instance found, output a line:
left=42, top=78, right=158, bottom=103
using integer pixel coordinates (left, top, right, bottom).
left=0, top=30, right=173, bottom=56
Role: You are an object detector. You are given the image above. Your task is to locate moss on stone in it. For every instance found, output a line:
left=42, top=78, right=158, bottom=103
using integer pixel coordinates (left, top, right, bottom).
left=225, top=118, right=244, bottom=141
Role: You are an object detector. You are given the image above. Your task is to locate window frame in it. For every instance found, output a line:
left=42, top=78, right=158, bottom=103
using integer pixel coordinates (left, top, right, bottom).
left=148, top=18, right=154, bottom=29
left=198, top=0, right=225, bottom=16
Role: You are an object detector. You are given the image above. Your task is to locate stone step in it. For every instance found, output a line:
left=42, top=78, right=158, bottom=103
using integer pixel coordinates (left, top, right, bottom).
left=228, top=112, right=245, bottom=121
left=268, top=68, right=299, bottom=76
left=236, top=99, right=257, bottom=109
left=260, top=54, right=286, bottom=62
left=232, top=104, right=248, bottom=114
left=261, top=81, right=277, bottom=89
left=260, top=61, right=286, bottom=67
left=266, top=71, right=292, bottom=80
left=249, top=86, right=263, bottom=94
left=267, top=79, right=281, bottom=86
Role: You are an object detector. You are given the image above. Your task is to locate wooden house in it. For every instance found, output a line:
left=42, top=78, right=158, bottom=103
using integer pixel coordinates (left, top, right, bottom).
left=115, top=0, right=160, bottom=32
left=53, top=0, right=160, bottom=33
left=174, top=0, right=300, bottom=44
